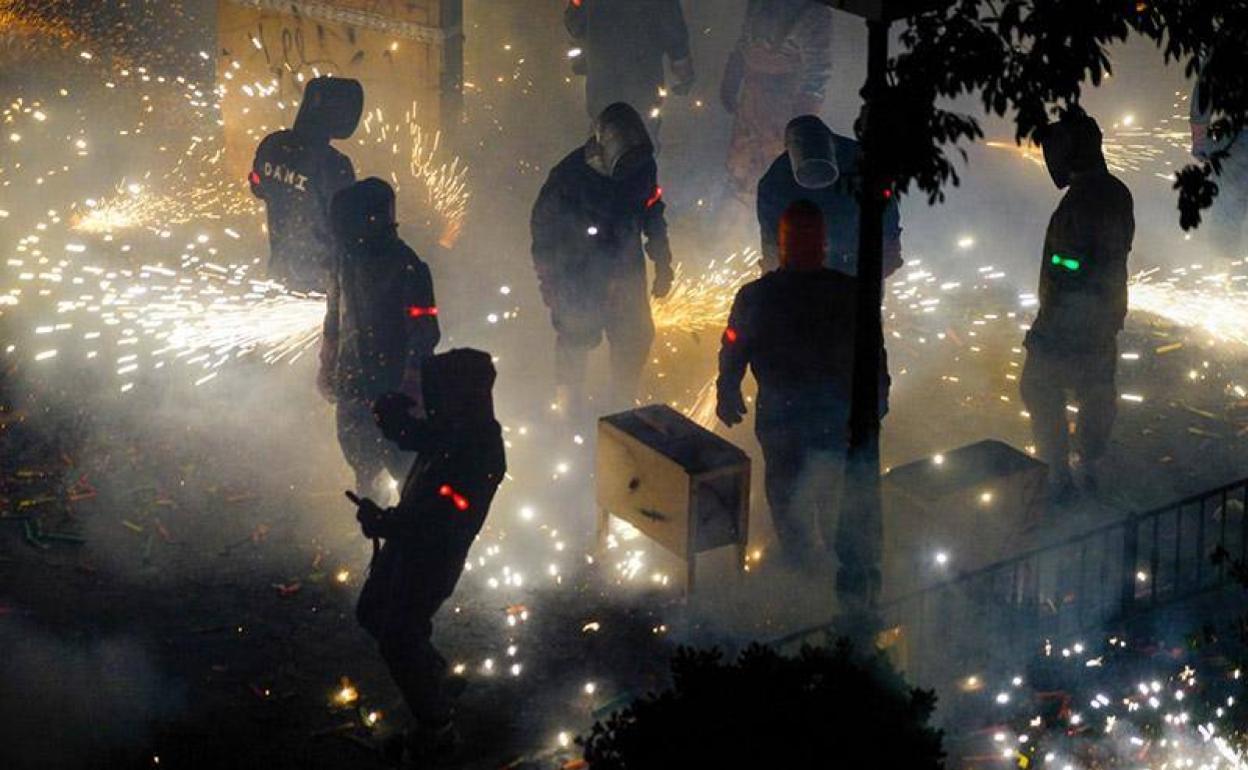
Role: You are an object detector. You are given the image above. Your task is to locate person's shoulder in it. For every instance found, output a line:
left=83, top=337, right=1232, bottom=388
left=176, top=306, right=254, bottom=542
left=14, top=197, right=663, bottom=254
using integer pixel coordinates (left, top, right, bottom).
left=256, top=129, right=295, bottom=151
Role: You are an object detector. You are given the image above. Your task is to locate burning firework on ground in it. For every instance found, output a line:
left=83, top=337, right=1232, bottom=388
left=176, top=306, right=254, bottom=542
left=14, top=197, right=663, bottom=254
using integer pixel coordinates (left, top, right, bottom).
left=958, top=634, right=1248, bottom=770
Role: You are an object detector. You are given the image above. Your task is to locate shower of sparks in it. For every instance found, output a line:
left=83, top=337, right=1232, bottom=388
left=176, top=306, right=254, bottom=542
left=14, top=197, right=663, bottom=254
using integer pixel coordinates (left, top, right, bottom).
left=1130, top=267, right=1248, bottom=347
left=359, top=104, right=470, bottom=247
left=962, top=634, right=1248, bottom=770
left=651, top=248, right=761, bottom=333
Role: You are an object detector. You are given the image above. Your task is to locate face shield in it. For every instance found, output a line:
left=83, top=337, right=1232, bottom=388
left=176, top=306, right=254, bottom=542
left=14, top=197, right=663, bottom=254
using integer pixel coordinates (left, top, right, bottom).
left=589, top=102, right=655, bottom=179
left=294, top=77, right=364, bottom=141
left=785, top=115, right=840, bottom=190
left=331, top=178, right=397, bottom=248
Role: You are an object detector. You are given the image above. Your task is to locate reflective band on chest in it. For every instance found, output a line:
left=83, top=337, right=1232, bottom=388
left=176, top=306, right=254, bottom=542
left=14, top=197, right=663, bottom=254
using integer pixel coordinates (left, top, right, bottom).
left=408, top=306, right=438, bottom=318
left=645, top=185, right=663, bottom=209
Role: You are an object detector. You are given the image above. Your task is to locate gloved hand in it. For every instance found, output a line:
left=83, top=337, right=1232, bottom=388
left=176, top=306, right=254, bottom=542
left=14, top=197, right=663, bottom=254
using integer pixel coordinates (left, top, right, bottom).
left=716, top=389, right=747, bottom=427
left=720, top=50, right=745, bottom=114
left=652, top=262, right=674, bottom=299
left=670, top=57, right=695, bottom=96
left=354, top=496, right=389, bottom=539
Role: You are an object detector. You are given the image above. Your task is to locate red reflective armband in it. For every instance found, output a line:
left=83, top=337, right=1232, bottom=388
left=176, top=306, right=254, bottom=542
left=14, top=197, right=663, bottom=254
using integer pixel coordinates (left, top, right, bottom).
left=439, top=484, right=470, bottom=512
left=645, top=185, right=663, bottom=209
left=248, top=171, right=261, bottom=186
left=571, top=0, right=583, bottom=6
left=407, top=306, right=439, bottom=318
left=724, top=327, right=739, bottom=344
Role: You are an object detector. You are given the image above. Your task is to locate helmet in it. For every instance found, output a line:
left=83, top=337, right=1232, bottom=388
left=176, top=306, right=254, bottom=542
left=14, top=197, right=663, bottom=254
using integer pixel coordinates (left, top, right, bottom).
left=1041, top=107, right=1105, bottom=189
left=294, top=77, right=364, bottom=141
left=588, top=102, right=655, bottom=179
left=785, top=115, right=840, bottom=190
left=778, top=200, right=826, bottom=271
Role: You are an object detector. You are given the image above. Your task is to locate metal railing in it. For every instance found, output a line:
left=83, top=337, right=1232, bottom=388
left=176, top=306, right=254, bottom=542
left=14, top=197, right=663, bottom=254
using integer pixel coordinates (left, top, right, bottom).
left=776, top=477, right=1248, bottom=681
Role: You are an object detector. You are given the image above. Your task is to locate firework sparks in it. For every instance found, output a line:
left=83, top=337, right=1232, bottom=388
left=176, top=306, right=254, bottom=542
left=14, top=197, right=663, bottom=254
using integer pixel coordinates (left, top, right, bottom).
left=1130, top=267, right=1248, bottom=347
left=651, top=248, right=761, bottom=333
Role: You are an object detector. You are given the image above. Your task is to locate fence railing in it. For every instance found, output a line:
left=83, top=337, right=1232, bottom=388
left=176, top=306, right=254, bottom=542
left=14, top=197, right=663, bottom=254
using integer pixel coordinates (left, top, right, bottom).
left=775, top=477, right=1248, bottom=681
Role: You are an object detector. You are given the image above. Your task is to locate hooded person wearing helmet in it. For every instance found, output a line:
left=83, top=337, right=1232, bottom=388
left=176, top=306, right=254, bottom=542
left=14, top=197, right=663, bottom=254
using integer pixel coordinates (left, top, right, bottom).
left=564, top=0, right=694, bottom=137
left=249, top=76, right=362, bottom=292
left=716, top=200, right=873, bottom=571
left=1021, top=108, right=1135, bottom=502
left=350, top=348, right=506, bottom=764
left=319, top=178, right=441, bottom=501
left=721, top=0, right=833, bottom=204
left=757, top=115, right=904, bottom=278
left=531, top=102, right=674, bottom=420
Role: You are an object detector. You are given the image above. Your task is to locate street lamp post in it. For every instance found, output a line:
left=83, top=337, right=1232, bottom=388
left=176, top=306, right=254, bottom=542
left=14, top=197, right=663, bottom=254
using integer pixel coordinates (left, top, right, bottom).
left=816, top=0, right=938, bottom=635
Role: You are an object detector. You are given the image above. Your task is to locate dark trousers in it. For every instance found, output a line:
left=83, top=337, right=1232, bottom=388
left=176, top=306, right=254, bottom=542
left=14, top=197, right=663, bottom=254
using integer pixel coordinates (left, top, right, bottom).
left=1020, top=343, right=1118, bottom=472
left=756, top=416, right=847, bottom=570
left=358, top=537, right=468, bottom=724
left=552, top=272, right=655, bottom=414
left=336, top=397, right=411, bottom=496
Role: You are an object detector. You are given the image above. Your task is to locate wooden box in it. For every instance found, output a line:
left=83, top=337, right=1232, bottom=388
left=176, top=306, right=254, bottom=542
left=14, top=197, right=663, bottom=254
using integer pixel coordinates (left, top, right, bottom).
left=596, top=405, right=751, bottom=592
left=881, top=439, right=1047, bottom=601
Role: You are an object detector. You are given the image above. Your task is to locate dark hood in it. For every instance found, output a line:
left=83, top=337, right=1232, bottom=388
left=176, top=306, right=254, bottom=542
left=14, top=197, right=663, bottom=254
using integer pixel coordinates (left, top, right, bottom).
left=331, top=178, right=397, bottom=250
left=1041, top=108, right=1106, bottom=189
left=422, top=348, right=497, bottom=426
left=587, top=102, right=654, bottom=179
left=294, top=77, right=364, bottom=141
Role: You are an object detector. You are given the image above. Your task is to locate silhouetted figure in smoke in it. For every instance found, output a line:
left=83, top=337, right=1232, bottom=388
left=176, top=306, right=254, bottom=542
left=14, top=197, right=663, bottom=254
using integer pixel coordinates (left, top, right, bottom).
left=350, top=349, right=505, bottom=764
left=722, top=0, right=833, bottom=203
left=564, top=0, right=694, bottom=136
left=249, top=76, right=362, bottom=292
left=717, top=201, right=881, bottom=571
left=1191, top=73, right=1248, bottom=262
left=531, top=102, right=674, bottom=420
left=319, top=178, right=440, bottom=500
left=758, top=115, right=904, bottom=277
left=1021, top=108, right=1134, bottom=502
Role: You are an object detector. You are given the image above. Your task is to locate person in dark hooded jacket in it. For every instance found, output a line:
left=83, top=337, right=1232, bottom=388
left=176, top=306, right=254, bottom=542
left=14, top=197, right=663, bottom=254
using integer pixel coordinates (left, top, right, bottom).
left=531, top=102, right=674, bottom=419
left=564, top=0, right=694, bottom=134
left=1021, top=108, right=1134, bottom=500
left=757, top=115, right=903, bottom=277
left=350, top=348, right=506, bottom=764
left=319, top=178, right=440, bottom=500
left=717, top=200, right=868, bottom=570
left=250, top=76, right=362, bottom=292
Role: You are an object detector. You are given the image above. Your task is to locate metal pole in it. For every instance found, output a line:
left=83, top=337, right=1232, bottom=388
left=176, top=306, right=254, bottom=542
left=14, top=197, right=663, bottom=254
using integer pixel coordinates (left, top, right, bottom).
left=836, top=18, right=889, bottom=635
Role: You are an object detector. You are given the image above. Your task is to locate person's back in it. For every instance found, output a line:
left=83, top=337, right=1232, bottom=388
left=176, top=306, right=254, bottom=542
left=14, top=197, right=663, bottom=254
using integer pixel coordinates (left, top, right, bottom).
left=250, top=77, right=361, bottom=292
left=725, top=269, right=857, bottom=429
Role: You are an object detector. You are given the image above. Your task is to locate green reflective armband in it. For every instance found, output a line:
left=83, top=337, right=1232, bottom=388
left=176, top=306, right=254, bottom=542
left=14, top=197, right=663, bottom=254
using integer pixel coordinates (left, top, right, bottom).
left=1051, top=253, right=1082, bottom=272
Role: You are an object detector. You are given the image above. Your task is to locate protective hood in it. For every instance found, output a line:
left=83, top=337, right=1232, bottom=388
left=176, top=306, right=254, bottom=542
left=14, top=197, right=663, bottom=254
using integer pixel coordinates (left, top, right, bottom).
left=422, top=348, right=497, bottom=426
left=778, top=200, right=826, bottom=271
left=331, top=178, right=397, bottom=249
left=785, top=115, right=840, bottom=190
left=1041, top=108, right=1106, bottom=189
left=294, top=76, right=363, bottom=141
left=587, top=102, right=654, bottom=179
